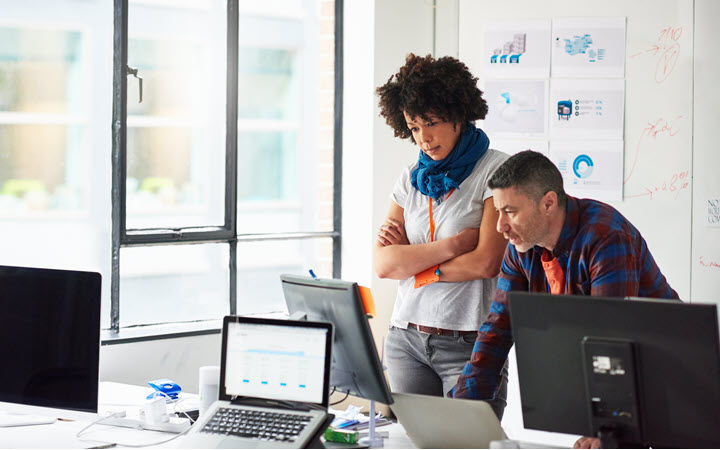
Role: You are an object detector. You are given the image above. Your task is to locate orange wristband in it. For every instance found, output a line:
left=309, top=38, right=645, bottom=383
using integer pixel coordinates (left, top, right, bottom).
left=414, top=265, right=440, bottom=289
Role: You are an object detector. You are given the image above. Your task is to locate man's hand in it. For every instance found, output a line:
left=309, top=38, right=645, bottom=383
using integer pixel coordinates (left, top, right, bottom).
left=574, top=437, right=600, bottom=449
left=377, top=218, right=409, bottom=247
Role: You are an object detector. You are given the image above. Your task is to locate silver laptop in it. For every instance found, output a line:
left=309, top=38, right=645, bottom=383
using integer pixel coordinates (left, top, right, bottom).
left=390, top=392, right=507, bottom=449
left=179, top=316, right=334, bottom=449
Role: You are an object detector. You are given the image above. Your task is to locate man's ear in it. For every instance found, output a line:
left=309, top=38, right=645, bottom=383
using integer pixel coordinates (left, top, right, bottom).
left=540, top=190, right=558, bottom=214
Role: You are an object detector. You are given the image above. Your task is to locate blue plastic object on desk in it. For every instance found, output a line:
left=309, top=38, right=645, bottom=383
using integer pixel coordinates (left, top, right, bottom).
left=146, top=378, right=181, bottom=401
left=335, top=420, right=360, bottom=429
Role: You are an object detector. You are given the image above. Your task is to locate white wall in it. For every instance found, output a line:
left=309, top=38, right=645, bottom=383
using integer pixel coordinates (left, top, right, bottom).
left=692, top=0, right=720, bottom=307
left=99, top=334, right=221, bottom=394
left=340, top=0, right=375, bottom=288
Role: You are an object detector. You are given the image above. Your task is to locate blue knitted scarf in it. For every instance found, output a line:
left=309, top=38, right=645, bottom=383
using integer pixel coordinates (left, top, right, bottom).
left=410, top=123, right=489, bottom=203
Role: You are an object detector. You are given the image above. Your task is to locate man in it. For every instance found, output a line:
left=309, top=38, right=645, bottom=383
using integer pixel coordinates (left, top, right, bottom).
left=448, top=150, right=679, bottom=449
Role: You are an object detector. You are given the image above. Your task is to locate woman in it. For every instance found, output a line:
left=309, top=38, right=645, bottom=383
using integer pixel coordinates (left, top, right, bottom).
left=374, top=53, right=510, bottom=418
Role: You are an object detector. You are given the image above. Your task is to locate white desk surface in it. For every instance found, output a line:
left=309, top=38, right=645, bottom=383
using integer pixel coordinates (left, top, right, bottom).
left=0, top=382, right=200, bottom=449
left=0, top=383, right=576, bottom=449
left=0, top=382, right=413, bottom=449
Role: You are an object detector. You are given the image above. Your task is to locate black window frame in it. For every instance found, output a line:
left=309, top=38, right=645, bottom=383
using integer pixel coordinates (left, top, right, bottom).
left=110, top=0, right=343, bottom=333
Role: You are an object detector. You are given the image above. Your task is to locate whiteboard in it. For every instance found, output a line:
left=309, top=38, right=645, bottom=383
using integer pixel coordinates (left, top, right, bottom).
left=459, top=0, right=709, bottom=301
left=691, top=0, right=720, bottom=306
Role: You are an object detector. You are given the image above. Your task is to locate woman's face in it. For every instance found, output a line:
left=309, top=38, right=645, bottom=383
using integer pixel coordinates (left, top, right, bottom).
left=403, top=112, right=461, bottom=161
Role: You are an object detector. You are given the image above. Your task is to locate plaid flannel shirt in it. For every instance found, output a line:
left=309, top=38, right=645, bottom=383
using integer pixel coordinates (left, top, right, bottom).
left=449, top=196, right=679, bottom=400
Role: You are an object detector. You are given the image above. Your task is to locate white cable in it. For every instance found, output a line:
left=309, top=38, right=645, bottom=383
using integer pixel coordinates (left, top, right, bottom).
left=75, top=411, right=128, bottom=439
left=75, top=409, right=192, bottom=448
left=76, top=424, right=192, bottom=448
left=75, top=391, right=196, bottom=448
left=172, top=396, right=196, bottom=424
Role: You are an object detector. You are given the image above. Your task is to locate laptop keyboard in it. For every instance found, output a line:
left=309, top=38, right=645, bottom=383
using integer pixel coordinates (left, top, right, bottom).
left=200, top=407, right=313, bottom=443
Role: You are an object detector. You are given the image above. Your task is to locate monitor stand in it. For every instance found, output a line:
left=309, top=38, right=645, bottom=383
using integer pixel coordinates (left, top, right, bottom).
left=358, top=399, right=384, bottom=448
left=288, top=310, right=387, bottom=447
left=597, top=425, right=620, bottom=449
left=581, top=338, right=642, bottom=448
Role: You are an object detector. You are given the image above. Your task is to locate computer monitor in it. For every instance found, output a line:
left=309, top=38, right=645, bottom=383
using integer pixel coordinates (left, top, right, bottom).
left=508, top=292, right=720, bottom=448
left=280, top=274, right=393, bottom=405
left=0, top=265, right=102, bottom=414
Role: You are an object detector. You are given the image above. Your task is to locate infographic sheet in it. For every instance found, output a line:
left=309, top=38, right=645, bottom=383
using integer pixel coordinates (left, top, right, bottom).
left=549, top=140, right=623, bottom=201
left=476, top=17, right=627, bottom=202
left=482, top=79, right=548, bottom=138
left=551, top=17, right=626, bottom=78
left=550, top=79, right=625, bottom=140
left=482, top=19, right=551, bottom=79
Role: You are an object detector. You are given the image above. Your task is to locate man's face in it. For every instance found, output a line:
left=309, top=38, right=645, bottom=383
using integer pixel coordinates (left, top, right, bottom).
left=493, top=186, right=550, bottom=253
left=403, top=111, right=461, bottom=161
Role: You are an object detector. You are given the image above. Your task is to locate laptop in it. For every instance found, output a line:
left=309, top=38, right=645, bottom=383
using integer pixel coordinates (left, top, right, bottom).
left=179, top=316, right=334, bottom=449
left=390, top=392, right=507, bottom=449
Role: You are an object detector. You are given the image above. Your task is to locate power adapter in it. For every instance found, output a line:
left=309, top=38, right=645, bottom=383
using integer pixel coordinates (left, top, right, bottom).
left=100, top=398, right=191, bottom=434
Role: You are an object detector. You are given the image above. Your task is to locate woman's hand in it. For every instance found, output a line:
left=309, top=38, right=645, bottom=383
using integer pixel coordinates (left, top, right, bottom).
left=375, top=201, right=477, bottom=280
left=377, top=218, right=409, bottom=247
left=454, top=227, right=480, bottom=254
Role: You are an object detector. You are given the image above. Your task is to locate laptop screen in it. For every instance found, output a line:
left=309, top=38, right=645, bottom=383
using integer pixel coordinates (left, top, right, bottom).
left=221, top=318, right=332, bottom=406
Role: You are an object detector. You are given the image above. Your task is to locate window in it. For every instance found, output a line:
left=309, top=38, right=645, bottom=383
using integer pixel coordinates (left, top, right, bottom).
left=111, top=0, right=342, bottom=331
left=0, top=0, right=341, bottom=335
left=0, top=26, right=87, bottom=215
left=125, top=2, right=227, bottom=230
left=0, top=3, right=114, bottom=328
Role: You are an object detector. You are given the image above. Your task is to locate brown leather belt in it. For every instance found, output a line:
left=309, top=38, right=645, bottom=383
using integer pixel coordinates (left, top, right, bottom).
left=407, top=322, right=477, bottom=337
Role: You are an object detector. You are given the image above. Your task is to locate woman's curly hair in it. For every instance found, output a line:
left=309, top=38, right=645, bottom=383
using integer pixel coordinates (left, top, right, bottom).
left=376, top=53, right=488, bottom=142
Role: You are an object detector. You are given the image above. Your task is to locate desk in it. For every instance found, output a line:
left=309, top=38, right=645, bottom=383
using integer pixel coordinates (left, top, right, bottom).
left=0, top=382, right=414, bottom=449
left=1, top=382, right=200, bottom=449
left=0, top=383, right=575, bottom=449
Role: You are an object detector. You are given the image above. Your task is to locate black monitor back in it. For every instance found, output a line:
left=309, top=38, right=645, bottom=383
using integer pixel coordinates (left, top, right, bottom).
left=0, top=265, right=101, bottom=413
left=509, top=292, right=720, bottom=448
left=280, top=274, right=393, bottom=405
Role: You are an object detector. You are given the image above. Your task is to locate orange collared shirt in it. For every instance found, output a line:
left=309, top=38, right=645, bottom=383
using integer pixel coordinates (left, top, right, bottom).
left=541, top=248, right=566, bottom=295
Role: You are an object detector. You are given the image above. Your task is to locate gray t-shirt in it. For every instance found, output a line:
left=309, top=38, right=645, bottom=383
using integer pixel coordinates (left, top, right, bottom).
left=389, top=149, right=509, bottom=331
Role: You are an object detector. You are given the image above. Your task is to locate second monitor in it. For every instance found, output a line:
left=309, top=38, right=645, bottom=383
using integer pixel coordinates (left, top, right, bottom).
left=509, top=292, right=720, bottom=448
left=280, top=274, right=393, bottom=405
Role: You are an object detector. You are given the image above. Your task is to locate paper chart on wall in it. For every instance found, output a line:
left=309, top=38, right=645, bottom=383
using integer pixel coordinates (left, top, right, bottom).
left=551, top=17, right=626, bottom=78
left=482, top=20, right=551, bottom=79
left=549, top=140, right=623, bottom=201
left=491, top=139, right=548, bottom=157
left=482, top=79, right=548, bottom=138
left=706, top=199, right=720, bottom=228
left=550, top=79, right=624, bottom=140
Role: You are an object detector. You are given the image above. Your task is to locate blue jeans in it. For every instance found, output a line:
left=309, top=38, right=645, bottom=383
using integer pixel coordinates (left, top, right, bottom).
left=385, top=325, right=509, bottom=420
